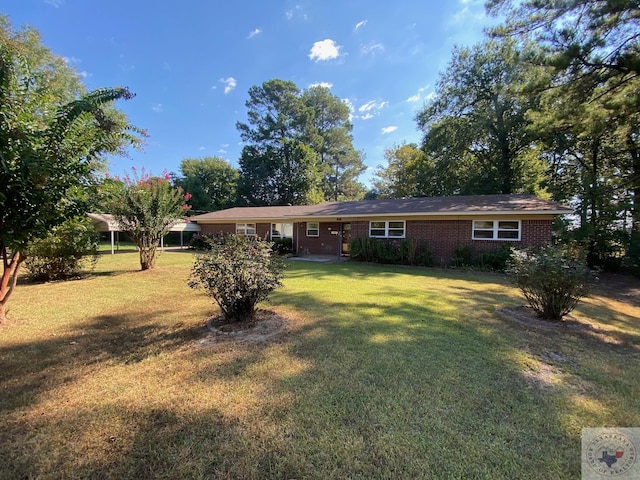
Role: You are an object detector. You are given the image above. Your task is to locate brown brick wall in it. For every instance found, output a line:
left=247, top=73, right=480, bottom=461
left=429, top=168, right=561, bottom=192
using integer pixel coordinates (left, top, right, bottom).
left=297, top=221, right=342, bottom=255
left=350, top=219, right=553, bottom=265
left=199, top=218, right=553, bottom=261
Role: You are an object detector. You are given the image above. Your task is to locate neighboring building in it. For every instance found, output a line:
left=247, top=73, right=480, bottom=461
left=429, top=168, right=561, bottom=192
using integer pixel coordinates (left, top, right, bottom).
left=88, top=213, right=201, bottom=254
left=189, top=194, right=572, bottom=264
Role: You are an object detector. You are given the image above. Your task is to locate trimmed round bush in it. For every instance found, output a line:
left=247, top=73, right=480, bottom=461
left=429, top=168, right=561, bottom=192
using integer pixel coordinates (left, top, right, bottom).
left=188, top=234, right=286, bottom=322
left=507, top=245, right=595, bottom=321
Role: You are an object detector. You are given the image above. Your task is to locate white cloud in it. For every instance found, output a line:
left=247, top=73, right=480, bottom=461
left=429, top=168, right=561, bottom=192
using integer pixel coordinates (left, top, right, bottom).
left=354, top=20, right=367, bottom=31
left=406, top=94, right=420, bottom=102
left=199, top=147, right=206, bottom=151
left=45, top=0, right=64, bottom=7
left=285, top=5, right=307, bottom=21
left=151, top=103, right=163, bottom=113
left=78, top=70, right=90, bottom=78
left=360, top=42, right=384, bottom=56
left=360, top=113, right=374, bottom=120
left=309, top=82, right=333, bottom=89
left=248, top=28, right=262, bottom=39
left=381, top=126, right=398, bottom=135
left=62, top=56, right=80, bottom=65
left=218, top=149, right=228, bottom=154
left=449, top=1, right=486, bottom=26
left=309, top=39, right=341, bottom=62
left=358, top=100, right=388, bottom=113
left=220, top=77, right=237, bottom=94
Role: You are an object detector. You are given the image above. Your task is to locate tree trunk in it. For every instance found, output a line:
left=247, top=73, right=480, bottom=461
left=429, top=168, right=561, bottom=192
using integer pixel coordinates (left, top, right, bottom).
left=139, top=246, right=156, bottom=270
left=1, top=247, right=26, bottom=323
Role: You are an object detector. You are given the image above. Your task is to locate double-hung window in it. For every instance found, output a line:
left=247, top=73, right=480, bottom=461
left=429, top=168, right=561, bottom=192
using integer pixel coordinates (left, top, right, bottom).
left=236, top=223, right=256, bottom=236
left=369, top=221, right=405, bottom=238
left=306, top=222, right=319, bottom=237
left=472, top=220, right=520, bottom=241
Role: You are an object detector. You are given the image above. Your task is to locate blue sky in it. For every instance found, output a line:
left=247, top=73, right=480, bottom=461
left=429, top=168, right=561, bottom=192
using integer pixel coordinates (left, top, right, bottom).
left=5, top=0, right=496, bottom=185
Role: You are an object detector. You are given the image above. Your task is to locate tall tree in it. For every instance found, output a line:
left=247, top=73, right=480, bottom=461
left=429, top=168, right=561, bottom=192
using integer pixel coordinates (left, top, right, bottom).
left=416, top=39, right=547, bottom=196
left=236, top=79, right=322, bottom=205
left=488, top=0, right=640, bottom=266
left=236, top=79, right=364, bottom=205
left=0, top=17, right=139, bottom=321
left=301, top=86, right=366, bottom=201
left=174, top=157, right=238, bottom=213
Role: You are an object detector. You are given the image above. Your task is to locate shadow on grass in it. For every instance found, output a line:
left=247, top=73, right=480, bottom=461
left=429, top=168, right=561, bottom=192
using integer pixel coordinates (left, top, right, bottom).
left=0, top=310, right=204, bottom=415
left=1, top=260, right=638, bottom=479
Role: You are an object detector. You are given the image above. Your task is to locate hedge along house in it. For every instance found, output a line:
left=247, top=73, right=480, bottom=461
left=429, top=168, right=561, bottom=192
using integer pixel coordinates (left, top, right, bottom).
left=189, top=194, right=572, bottom=264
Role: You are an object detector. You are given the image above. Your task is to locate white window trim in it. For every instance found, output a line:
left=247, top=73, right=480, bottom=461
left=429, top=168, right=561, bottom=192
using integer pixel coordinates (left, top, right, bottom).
left=472, top=220, right=521, bottom=241
left=236, top=223, right=256, bottom=236
left=306, top=222, right=319, bottom=237
left=369, top=220, right=406, bottom=239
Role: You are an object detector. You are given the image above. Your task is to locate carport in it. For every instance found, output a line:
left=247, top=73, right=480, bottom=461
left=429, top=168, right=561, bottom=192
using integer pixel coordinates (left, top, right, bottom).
left=87, top=213, right=201, bottom=254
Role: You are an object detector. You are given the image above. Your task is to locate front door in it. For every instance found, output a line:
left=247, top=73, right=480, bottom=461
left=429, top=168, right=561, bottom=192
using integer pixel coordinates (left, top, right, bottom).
left=341, top=223, right=351, bottom=255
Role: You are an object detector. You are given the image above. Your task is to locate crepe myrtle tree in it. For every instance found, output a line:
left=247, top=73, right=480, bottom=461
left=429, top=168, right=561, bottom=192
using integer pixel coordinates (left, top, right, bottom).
left=105, top=167, right=191, bottom=270
left=188, top=234, right=285, bottom=323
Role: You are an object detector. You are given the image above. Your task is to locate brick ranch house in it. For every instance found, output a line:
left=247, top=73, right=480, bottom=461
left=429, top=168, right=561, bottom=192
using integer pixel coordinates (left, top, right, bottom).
left=189, top=194, right=572, bottom=264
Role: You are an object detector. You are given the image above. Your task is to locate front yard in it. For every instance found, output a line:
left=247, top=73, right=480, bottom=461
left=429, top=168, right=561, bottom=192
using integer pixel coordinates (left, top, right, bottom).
left=1, top=252, right=638, bottom=479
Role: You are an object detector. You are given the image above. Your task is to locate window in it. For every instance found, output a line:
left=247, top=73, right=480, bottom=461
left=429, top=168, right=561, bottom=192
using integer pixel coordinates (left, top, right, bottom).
left=369, top=220, right=406, bottom=238
left=271, top=223, right=293, bottom=239
left=236, top=223, right=256, bottom=236
left=472, top=220, right=520, bottom=241
left=306, top=222, right=319, bottom=237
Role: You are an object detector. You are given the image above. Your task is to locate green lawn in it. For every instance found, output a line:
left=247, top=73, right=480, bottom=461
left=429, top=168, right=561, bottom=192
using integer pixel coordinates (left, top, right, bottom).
left=1, top=252, right=638, bottom=479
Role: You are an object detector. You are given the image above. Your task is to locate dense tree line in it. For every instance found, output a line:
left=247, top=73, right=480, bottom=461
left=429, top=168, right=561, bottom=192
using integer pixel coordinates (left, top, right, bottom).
left=373, top=1, right=640, bottom=270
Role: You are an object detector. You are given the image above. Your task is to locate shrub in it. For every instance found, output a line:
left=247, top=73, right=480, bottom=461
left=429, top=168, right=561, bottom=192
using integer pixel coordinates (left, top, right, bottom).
left=272, top=237, right=294, bottom=255
left=349, top=237, right=433, bottom=266
left=478, top=245, right=512, bottom=271
left=188, top=235, right=286, bottom=322
left=189, top=233, right=224, bottom=251
left=24, top=217, right=99, bottom=281
left=507, top=245, right=595, bottom=321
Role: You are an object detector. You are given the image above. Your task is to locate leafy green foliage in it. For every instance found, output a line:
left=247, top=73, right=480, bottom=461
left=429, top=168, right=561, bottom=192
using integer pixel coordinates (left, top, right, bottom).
left=173, top=157, right=239, bottom=213
left=0, top=16, right=139, bottom=320
left=236, top=79, right=364, bottom=205
left=24, top=217, right=99, bottom=281
left=349, top=237, right=433, bottom=266
left=301, top=85, right=366, bottom=201
left=486, top=0, right=640, bottom=273
left=415, top=40, right=546, bottom=196
left=507, top=245, right=595, bottom=321
left=188, top=235, right=286, bottom=322
left=374, top=143, right=433, bottom=198
left=451, top=245, right=513, bottom=271
left=104, top=168, right=190, bottom=270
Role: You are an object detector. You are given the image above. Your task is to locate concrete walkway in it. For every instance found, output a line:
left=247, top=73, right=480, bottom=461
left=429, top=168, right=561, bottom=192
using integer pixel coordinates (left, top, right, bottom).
left=286, top=255, right=349, bottom=263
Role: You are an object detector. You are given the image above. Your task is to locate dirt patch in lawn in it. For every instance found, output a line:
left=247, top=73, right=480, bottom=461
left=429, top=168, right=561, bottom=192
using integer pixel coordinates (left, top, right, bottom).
left=197, top=310, right=292, bottom=346
left=499, top=305, right=590, bottom=332
left=499, top=305, right=638, bottom=350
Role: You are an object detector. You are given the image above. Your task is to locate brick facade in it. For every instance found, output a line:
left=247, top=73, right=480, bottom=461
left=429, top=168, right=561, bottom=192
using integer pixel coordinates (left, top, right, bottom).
left=350, top=219, right=553, bottom=265
left=197, top=218, right=553, bottom=263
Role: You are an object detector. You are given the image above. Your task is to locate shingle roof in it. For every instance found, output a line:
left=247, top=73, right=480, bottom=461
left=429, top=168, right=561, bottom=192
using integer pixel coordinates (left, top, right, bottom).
left=190, top=194, right=572, bottom=223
